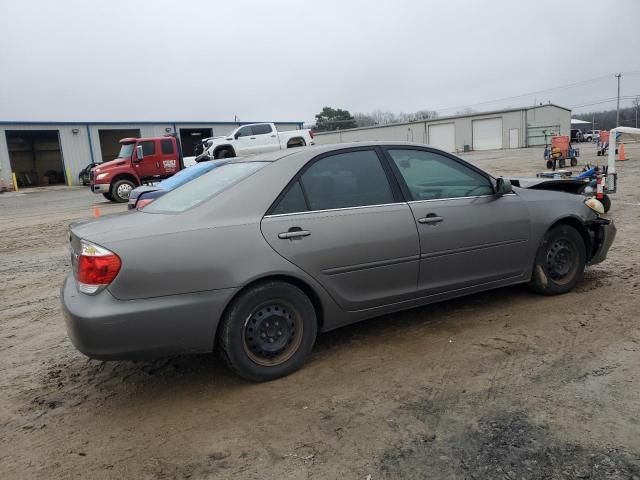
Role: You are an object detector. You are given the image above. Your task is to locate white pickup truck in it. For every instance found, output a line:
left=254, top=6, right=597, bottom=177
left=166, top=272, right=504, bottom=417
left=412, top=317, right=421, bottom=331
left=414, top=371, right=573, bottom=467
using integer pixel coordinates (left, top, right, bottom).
left=200, top=123, right=315, bottom=159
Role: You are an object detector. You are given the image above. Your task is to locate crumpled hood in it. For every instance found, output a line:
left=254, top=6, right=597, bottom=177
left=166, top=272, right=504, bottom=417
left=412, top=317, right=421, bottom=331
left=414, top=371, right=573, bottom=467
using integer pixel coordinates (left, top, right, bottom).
left=510, top=177, right=587, bottom=194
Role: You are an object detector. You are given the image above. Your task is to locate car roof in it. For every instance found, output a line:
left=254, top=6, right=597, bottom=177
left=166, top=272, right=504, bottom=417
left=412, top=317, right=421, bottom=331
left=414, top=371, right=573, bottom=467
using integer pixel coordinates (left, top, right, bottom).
left=229, top=141, right=447, bottom=164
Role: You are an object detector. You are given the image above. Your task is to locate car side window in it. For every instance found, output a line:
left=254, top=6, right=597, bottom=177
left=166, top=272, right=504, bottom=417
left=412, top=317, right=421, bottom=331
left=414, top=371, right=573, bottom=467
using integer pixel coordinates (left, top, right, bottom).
left=141, top=140, right=155, bottom=156
left=271, top=181, right=308, bottom=215
left=160, top=139, right=174, bottom=154
left=252, top=124, right=272, bottom=135
left=300, top=150, right=394, bottom=211
left=388, top=149, right=494, bottom=201
left=236, top=126, right=253, bottom=138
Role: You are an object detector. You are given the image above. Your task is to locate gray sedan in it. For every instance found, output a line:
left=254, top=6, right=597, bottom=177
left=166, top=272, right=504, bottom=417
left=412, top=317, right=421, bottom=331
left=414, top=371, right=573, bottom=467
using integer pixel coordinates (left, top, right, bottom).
left=61, top=143, right=615, bottom=381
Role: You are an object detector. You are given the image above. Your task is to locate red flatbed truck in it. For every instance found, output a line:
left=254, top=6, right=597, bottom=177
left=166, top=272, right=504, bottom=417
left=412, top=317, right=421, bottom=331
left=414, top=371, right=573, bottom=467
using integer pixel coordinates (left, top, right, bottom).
left=90, top=135, right=185, bottom=203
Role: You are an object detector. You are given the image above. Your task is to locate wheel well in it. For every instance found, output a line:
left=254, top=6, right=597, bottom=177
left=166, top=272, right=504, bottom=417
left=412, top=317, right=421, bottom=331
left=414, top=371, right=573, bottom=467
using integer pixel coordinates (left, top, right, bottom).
left=286, top=137, right=306, bottom=148
left=549, top=217, right=593, bottom=259
left=217, top=275, right=324, bottom=341
left=111, top=173, right=139, bottom=188
left=213, top=145, right=235, bottom=158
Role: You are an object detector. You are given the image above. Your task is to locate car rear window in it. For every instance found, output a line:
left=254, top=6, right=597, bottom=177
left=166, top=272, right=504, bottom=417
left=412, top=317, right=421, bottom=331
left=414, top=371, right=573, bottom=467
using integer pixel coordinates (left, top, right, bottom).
left=144, top=162, right=266, bottom=213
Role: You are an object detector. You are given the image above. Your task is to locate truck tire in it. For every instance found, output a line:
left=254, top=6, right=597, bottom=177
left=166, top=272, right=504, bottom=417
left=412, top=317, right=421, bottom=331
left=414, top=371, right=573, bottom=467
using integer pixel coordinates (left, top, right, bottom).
left=102, top=193, right=115, bottom=201
left=529, top=224, right=586, bottom=296
left=217, top=149, right=233, bottom=159
left=217, top=281, right=317, bottom=382
left=111, top=179, right=135, bottom=203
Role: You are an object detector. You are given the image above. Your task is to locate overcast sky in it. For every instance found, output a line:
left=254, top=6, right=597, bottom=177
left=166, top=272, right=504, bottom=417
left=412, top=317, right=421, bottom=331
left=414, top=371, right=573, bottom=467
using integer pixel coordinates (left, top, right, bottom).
left=1, top=0, right=639, bottom=124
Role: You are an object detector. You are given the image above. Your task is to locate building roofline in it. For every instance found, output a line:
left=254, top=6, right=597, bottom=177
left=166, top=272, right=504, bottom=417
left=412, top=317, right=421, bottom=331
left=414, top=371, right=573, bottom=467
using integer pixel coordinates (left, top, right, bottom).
left=314, top=104, right=571, bottom=135
left=0, top=120, right=304, bottom=126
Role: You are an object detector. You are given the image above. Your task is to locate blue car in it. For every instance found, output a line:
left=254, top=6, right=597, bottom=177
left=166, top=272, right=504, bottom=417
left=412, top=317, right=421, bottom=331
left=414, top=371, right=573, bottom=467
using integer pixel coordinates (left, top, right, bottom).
left=128, top=160, right=228, bottom=210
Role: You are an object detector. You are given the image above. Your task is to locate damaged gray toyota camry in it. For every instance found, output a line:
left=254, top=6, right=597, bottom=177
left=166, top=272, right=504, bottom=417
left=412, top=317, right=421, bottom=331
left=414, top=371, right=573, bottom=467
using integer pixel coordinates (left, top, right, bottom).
left=61, top=143, right=615, bottom=381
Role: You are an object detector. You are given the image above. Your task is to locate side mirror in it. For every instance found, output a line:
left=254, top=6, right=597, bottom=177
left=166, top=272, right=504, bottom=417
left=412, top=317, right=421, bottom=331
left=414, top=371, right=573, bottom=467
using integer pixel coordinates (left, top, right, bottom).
left=234, top=132, right=240, bottom=140
left=496, top=177, right=513, bottom=195
left=135, top=145, right=144, bottom=161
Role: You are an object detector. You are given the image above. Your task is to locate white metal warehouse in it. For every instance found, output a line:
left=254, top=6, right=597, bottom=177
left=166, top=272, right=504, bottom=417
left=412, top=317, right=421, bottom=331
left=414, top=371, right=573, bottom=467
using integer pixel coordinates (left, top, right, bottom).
left=0, top=120, right=302, bottom=189
left=314, top=104, right=571, bottom=153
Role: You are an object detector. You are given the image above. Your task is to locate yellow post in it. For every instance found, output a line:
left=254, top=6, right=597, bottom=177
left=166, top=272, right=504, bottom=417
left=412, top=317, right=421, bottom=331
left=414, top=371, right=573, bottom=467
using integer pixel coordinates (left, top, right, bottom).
left=12, top=172, right=19, bottom=192
left=66, top=168, right=72, bottom=186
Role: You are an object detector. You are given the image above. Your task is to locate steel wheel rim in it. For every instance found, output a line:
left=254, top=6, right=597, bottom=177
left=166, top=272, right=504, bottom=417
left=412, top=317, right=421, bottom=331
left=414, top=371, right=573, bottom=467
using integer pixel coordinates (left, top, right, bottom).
left=242, top=300, right=303, bottom=367
left=545, top=238, right=577, bottom=284
left=117, top=183, right=132, bottom=199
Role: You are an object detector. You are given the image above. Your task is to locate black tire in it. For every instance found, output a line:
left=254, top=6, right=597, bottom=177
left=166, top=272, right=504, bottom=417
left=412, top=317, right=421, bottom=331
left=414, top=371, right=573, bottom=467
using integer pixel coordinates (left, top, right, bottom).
left=529, top=224, right=586, bottom=296
left=216, top=149, right=233, bottom=159
left=601, top=194, right=611, bottom=213
left=218, top=281, right=317, bottom=382
left=546, top=160, right=554, bottom=169
left=570, top=157, right=578, bottom=167
left=559, top=158, right=566, bottom=168
left=597, top=150, right=602, bottom=157
left=102, top=192, right=115, bottom=201
left=111, top=179, right=135, bottom=203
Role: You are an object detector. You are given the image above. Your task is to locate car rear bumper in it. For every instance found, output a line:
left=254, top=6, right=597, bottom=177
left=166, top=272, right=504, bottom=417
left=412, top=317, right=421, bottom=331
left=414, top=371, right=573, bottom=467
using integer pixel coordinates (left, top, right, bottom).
left=91, top=183, right=110, bottom=194
left=587, top=218, right=616, bottom=265
left=60, top=275, right=236, bottom=360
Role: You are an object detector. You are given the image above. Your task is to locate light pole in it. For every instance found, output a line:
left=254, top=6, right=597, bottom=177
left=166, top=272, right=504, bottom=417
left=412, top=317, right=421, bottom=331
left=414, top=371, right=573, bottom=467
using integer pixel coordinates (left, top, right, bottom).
left=615, top=73, right=622, bottom=127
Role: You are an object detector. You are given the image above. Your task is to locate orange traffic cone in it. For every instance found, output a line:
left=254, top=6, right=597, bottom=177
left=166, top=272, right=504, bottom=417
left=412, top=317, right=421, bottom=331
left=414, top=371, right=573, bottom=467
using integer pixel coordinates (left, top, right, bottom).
left=619, top=143, right=626, bottom=161
left=93, top=206, right=101, bottom=218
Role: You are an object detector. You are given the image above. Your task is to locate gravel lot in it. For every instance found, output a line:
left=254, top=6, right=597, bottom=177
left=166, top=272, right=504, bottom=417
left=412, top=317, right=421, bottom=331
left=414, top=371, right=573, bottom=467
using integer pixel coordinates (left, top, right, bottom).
left=1, top=144, right=639, bottom=479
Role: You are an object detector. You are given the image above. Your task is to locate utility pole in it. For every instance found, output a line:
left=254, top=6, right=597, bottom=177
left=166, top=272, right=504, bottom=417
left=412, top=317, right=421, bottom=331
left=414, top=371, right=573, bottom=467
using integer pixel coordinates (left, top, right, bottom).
left=615, top=73, right=622, bottom=127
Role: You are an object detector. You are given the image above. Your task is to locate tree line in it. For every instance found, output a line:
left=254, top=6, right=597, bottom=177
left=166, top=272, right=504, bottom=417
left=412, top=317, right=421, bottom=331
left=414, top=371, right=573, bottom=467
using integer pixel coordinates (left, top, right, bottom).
left=313, top=106, right=439, bottom=132
left=572, top=100, right=640, bottom=131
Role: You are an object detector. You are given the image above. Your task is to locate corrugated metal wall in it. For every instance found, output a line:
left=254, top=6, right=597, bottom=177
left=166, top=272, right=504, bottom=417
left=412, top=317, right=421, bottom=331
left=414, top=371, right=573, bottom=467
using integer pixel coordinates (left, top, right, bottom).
left=314, top=107, right=569, bottom=152
left=0, top=121, right=302, bottom=187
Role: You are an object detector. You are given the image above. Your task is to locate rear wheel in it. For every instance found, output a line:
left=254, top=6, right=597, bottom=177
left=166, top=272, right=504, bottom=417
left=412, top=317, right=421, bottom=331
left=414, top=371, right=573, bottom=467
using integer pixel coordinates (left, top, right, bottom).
left=216, top=149, right=233, bottom=159
left=218, top=281, right=317, bottom=382
left=570, top=157, right=578, bottom=166
left=546, top=160, right=554, bottom=169
left=102, top=192, right=115, bottom=201
left=529, top=224, right=586, bottom=295
left=111, top=179, right=135, bottom=203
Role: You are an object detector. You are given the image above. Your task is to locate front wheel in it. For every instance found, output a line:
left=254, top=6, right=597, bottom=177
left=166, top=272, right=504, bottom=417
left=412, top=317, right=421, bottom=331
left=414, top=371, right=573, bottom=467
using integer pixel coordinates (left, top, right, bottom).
left=102, top=192, right=115, bottom=201
left=111, top=179, right=135, bottom=203
left=218, top=281, right=317, bottom=382
left=570, top=158, right=578, bottom=167
left=529, top=224, right=586, bottom=295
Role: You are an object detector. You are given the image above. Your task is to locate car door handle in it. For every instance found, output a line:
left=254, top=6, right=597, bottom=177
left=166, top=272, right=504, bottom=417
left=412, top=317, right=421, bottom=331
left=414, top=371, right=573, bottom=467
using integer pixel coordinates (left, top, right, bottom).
left=270, top=135, right=276, bottom=138
left=418, top=214, right=444, bottom=225
left=278, top=228, right=311, bottom=239
left=250, top=137, right=256, bottom=140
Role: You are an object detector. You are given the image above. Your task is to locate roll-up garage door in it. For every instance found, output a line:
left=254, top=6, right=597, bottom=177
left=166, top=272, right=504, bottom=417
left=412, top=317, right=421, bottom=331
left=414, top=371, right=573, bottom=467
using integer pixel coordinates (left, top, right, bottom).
left=428, top=123, right=455, bottom=152
left=472, top=118, right=503, bottom=150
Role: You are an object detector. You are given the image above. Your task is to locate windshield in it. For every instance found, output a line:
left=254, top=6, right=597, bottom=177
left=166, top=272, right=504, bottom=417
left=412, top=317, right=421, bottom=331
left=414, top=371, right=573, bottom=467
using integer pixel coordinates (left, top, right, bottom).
left=157, top=160, right=227, bottom=191
left=117, top=143, right=135, bottom=158
left=145, top=162, right=267, bottom=213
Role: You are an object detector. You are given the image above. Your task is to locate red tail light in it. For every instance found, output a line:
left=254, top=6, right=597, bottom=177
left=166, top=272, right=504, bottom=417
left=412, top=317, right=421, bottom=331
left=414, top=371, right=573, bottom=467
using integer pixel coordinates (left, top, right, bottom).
left=136, top=198, right=154, bottom=209
left=76, top=240, right=121, bottom=294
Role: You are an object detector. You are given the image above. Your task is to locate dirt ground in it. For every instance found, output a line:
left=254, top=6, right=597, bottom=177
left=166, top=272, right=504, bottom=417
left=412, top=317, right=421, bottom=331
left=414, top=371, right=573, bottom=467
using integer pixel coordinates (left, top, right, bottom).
left=1, top=144, right=639, bottom=479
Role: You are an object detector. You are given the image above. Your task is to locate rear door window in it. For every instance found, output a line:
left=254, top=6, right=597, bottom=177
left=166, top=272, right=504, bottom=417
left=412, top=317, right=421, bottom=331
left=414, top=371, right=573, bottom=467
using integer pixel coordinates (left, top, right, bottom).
left=160, top=139, right=174, bottom=154
left=252, top=124, right=273, bottom=135
left=300, top=150, right=394, bottom=211
left=271, top=181, right=308, bottom=215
